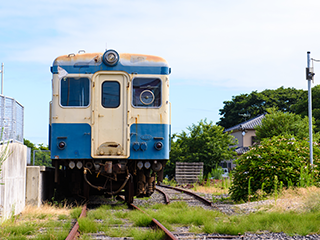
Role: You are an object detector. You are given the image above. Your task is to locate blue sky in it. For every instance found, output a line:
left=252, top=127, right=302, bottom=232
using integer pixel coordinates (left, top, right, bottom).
left=1, top=0, right=320, bottom=145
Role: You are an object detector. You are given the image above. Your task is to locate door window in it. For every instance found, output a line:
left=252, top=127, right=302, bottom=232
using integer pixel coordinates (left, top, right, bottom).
left=101, top=81, right=120, bottom=108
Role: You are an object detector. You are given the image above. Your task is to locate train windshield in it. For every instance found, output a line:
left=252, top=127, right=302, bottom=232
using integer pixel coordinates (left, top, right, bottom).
left=60, top=77, right=90, bottom=107
left=132, top=78, right=161, bottom=107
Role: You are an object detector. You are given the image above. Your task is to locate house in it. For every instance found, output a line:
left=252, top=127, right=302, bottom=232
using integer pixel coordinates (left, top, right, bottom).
left=220, top=114, right=265, bottom=170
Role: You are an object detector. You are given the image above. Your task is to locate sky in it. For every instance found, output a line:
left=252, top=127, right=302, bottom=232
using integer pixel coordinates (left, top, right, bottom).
left=1, top=0, right=320, bottom=145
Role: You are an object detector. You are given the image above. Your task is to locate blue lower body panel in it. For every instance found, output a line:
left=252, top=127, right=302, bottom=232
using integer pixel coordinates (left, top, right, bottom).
left=50, top=123, right=170, bottom=160
left=129, top=123, right=170, bottom=160
left=50, top=123, right=92, bottom=159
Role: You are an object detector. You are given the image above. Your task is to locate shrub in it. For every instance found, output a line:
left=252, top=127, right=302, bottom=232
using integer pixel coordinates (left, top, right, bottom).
left=229, top=135, right=320, bottom=202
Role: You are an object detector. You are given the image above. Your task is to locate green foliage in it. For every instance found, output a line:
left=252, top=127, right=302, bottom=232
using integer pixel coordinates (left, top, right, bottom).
left=229, top=136, right=320, bottom=202
left=292, top=84, right=320, bottom=132
left=210, top=165, right=224, bottom=180
left=255, top=108, right=316, bottom=142
left=24, top=139, right=51, bottom=166
left=166, top=119, right=237, bottom=177
left=218, top=87, right=304, bottom=129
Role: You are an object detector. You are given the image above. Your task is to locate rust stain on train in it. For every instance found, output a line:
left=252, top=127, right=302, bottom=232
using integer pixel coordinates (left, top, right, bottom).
left=120, top=53, right=167, bottom=63
left=54, top=53, right=102, bottom=63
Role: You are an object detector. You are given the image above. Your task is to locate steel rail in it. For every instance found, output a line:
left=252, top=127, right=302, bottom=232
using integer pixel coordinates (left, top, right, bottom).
left=155, top=186, right=170, bottom=204
left=66, top=204, right=87, bottom=240
left=159, top=184, right=213, bottom=206
left=128, top=202, right=178, bottom=240
left=118, top=195, right=177, bottom=239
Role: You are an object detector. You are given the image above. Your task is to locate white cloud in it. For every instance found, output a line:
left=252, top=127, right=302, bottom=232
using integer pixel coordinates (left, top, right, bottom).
left=3, top=0, right=320, bottom=91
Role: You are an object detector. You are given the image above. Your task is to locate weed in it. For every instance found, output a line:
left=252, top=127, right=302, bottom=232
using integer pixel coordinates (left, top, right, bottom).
left=78, top=217, right=98, bottom=233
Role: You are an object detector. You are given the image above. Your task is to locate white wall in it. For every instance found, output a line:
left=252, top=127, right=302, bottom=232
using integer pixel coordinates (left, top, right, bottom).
left=0, top=143, right=27, bottom=220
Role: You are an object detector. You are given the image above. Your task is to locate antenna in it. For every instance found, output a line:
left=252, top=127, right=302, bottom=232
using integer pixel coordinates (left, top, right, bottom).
left=0, top=63, right=3, bottom=95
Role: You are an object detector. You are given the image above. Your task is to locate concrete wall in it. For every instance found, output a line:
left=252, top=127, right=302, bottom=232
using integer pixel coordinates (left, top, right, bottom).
left=0, top=143, right=27, bottom=220
left=26, top=166, right=54, bottom=207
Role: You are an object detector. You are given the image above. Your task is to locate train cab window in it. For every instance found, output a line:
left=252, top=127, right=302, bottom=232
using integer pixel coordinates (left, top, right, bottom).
left=132, top=78, right=161, bottom=107
left=60, top=77, right=90, bottom=107
left=102, top=81, right=120, bottom=108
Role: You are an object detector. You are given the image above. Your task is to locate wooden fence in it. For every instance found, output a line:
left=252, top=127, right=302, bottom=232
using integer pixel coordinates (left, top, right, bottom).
left=175, top=162, right=203, bottom=184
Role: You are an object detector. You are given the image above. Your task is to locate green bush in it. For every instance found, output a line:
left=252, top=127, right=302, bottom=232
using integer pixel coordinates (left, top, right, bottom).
left=229, top=135, right=320, bottom=202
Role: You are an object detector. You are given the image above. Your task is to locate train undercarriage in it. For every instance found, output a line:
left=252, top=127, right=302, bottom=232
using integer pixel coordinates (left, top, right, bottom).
left=52, top=159, right=166, bottom=203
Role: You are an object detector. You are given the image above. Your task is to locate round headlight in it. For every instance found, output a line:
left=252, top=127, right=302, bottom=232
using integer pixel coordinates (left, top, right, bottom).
left=103, top=50, right=119, bottom=66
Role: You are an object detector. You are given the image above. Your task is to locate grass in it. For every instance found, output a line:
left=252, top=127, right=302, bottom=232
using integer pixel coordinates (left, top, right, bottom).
left=3, top=185, right=320, bottom=239
left=78, top=204, right=163, bottom=240
left=0, top=203, right=72, bottom=239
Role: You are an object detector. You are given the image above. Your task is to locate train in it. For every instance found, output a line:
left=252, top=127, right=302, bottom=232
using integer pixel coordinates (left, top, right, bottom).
left=49, top=49, right=171, bottom=203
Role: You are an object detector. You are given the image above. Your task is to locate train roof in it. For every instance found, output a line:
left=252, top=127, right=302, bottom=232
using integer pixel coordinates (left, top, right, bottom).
left=51, top=50, right=171, bottom=75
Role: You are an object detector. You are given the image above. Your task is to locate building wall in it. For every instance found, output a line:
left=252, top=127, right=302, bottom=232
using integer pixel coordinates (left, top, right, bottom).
left=0, top=143, right=27, bottom=220
left=243, top=130, right=256, bottom=147
left=230, top=131, right=243, bottom=148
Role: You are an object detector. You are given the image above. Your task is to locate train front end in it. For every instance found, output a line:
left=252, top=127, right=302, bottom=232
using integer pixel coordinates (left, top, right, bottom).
left=49, top=49, right=171, bottom=202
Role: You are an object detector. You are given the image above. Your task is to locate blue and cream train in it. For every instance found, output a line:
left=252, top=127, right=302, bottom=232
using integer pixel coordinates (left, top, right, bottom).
left=49, top=49, right=171, bottom=203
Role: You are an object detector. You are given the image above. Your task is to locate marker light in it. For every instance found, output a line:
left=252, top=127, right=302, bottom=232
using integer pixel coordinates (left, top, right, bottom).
left=154, top=142, right=163, bottom=151
left=58, top=141, right=66, bottom=150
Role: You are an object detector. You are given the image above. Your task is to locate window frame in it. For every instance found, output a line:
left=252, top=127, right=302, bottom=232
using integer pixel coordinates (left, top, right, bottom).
left=59, top=76, right=91, bottom=108
left=101, top=81, right=121, bottom=109
left=131, top=77, right=162, bottom=109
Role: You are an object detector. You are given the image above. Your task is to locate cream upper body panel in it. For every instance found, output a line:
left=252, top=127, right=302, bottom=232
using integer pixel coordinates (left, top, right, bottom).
left=51, top=73, right=170, bottom=125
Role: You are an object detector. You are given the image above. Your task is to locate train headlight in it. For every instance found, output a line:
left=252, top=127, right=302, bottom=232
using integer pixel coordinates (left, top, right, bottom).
left=154, top=141, right=163, bottom=151
left=58, top=141, right=66, bottom=150
left=103, top=50, right=119, bottom=66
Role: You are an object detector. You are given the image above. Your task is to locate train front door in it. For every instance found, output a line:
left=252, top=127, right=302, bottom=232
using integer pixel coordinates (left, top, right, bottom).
left=91, top=72, right=130, bottom=158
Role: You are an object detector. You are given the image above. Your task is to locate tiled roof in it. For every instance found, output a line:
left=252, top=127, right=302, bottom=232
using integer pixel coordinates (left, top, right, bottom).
left=235, top=146, right=250, bottom=154
left=224, top=114, right=265, bottom=132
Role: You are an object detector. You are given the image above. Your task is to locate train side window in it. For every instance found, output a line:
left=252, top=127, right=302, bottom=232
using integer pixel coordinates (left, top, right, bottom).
left=132, top=78, right=161, bottom=107
left=102, top=81, right=120, bottom=108
left=60, top=77, right=90, bottom=107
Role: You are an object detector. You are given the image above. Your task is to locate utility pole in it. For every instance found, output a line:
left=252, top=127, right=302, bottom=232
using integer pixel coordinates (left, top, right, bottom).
left=306, top=52, right=315, bottom=165
left=0, top=63, right=3, bottom=95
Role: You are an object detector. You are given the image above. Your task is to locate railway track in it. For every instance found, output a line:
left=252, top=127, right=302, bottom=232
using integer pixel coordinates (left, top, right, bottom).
left=65, top=185, right=243, bottom=240
left=65, top=196, right=178, bottom=240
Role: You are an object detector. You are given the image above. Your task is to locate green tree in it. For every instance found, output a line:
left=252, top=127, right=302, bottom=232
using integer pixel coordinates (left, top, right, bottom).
left=166, top=119, right=237, bottom=177
left=229, top=136, right=320, bottom=202
left=217, top=87, right=304, bottom=129
left=292, top=84, right=320, bottom=132
left=24, top=139, right=51, bottom=167
left=254, top=108, right=317, bottom=141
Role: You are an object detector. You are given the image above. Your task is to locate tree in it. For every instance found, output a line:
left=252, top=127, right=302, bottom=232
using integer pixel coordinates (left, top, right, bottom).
left=217, top=87, right=304, bottom=129
left=254, top=108, right=316, bottom=141
left=24, top=139, right=51, bottom=167
left=165, top=119, right=237, bottom=178
left=292, top=84, right=320, bottom=132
